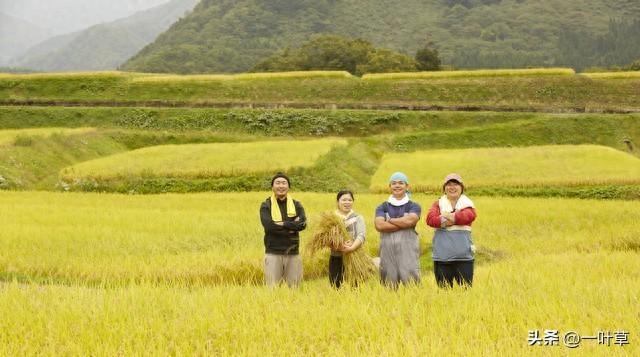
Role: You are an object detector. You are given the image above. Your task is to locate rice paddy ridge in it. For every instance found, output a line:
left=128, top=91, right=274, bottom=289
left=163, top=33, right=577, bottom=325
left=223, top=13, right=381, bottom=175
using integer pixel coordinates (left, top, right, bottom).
left=1, top=110, right=639, bottom=197
left=2, top=69, right=640, bottom=113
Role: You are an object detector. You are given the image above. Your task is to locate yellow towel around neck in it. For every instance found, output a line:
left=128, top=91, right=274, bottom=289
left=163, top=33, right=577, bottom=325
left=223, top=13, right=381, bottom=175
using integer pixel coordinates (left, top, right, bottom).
left=271, top=194, right=297, bottom=222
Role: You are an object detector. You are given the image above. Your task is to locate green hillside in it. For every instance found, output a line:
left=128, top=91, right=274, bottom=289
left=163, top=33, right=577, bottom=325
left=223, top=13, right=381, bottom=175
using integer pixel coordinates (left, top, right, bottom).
left=121, top=0, right=640, bottom=73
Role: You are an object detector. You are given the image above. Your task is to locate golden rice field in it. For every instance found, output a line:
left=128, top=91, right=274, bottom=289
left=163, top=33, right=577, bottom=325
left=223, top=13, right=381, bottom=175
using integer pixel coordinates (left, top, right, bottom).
left=0, top=127, right=95, bottom=146
left=371, top=145, right=640, bottom=192
left=0, top=71, right=126, bottom=79
left=580, top=71, right=640, bottom=79
left=0, top=70, right=354, bottom=85
left=129, top=71, right=354, bottom=82
left=0, top=191, right=638, bottom=354
left=1, top=191, right=638, bottom=284
left=361, top=68, right=576, bottom=80
left=60, top=138, right=346, bottom=181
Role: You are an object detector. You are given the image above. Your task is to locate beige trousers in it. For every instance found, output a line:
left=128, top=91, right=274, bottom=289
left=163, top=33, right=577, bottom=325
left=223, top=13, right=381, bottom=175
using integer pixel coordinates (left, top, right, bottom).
left=264, top=253, right=303, bottom=288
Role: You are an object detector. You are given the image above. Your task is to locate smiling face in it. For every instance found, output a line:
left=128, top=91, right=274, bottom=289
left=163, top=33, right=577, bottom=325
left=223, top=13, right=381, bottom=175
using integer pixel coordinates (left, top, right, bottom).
left=389, top=180, right=408, bottom=199
left=272, top=178, right=289, bottom=199
left=337, top=193, right=354, bottom=213
left=444, top=180, right=462, bottom=200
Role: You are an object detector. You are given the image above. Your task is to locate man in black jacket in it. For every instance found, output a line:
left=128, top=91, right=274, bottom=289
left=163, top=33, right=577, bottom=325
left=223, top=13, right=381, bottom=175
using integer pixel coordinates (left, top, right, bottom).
left=259, top=172, right=307, bottom=287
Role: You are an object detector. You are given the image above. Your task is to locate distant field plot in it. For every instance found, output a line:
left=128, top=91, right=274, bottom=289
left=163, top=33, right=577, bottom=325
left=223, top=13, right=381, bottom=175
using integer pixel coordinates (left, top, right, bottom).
left=0, top=127, right=95, bottom=146
left=371, top=145, right=640, bottom=192
left=581, top=71, right=640, bottom=79
left=0, top=71, right=126, bottom=79
left=362, top=68, right=575, bottom=80
left=61, top=138, right=346, bottom=180
left=130, top=71, right=353, bottom=82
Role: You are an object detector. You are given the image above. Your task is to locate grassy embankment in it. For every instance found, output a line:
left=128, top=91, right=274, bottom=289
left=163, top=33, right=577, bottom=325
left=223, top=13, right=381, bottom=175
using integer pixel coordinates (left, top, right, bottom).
left=1, top=69, right=640, bottom=112
left=1, top=106, right=639, bottom=197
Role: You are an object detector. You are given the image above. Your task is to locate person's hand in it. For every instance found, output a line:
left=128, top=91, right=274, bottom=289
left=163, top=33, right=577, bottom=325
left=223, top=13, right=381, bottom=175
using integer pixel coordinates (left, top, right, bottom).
left=341, top=243, right=355, bottom=253
left=294, top=217, right=300, bottom=222
left=443, top=212, right=455, bottom=222
left=444, top=220, right=455, bottom=227
left=275, top=222, right=284, bottom=226
left=334, top=240, right=352, bottom=252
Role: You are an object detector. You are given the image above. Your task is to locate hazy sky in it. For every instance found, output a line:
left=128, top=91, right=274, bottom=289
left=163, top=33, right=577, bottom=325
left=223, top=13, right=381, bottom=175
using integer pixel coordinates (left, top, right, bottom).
left=0, top=0, right=169, bottom=35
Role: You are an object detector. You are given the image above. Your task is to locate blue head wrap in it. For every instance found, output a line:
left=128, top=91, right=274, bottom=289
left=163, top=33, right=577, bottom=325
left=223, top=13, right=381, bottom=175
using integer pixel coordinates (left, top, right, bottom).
left=389, top=172, right=409, bottom=184
left=389, top=172, right=411, bottom=198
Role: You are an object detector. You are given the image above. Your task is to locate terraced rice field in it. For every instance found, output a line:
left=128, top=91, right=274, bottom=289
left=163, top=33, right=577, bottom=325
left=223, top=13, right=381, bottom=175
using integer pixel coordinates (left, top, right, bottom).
left=0, top=127, right=95, bottom=146
left=362, top=67, right=576, bottom=80
left=1, top=68, right=639, bottom=354
left=60, top=138, right=347, bottom=181
left=371, top=145, right=640, bottom=192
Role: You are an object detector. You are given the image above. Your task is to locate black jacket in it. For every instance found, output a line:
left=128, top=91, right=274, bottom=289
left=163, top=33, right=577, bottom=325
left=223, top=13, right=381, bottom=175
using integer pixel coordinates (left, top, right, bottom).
left=259, top=197, right=307, bottom=255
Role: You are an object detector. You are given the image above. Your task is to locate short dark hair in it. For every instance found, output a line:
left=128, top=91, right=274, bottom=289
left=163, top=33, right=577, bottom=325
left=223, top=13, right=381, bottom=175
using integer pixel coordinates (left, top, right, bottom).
left=271, top=172, right=290, bottom=187
left=336, top=190, right=354, bottom=201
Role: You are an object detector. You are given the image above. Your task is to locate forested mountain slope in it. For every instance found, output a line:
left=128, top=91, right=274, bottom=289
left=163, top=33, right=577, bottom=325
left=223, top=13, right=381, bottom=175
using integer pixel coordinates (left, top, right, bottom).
left=122, top=0, right=640, bottom=73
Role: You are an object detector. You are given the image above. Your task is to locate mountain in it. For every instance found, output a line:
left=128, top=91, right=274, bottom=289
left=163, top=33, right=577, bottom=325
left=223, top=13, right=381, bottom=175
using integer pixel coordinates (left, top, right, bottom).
left=0, top=12, right=51, bottom=65
left=12, top=0, right=199, bottom=72
left=0, top=0, right=169, bottom=36
left=121, top=0, right=640, bottom=73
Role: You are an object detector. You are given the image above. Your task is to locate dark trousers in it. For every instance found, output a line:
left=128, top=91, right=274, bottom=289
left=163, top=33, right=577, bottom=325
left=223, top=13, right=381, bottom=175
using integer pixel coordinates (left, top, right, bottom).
left=434, top=260, right=474, bottom=288
left=329, top=255, right=344, bottom=289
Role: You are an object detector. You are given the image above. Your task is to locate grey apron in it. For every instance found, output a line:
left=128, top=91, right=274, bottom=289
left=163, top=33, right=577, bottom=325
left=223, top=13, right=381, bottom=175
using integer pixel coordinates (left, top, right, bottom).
left=379, top=212, right=421, bottom=287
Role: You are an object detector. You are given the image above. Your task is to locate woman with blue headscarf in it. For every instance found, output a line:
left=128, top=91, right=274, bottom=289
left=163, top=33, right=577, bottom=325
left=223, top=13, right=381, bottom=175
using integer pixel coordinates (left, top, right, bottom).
left=374, top=172, right=422, bottom=288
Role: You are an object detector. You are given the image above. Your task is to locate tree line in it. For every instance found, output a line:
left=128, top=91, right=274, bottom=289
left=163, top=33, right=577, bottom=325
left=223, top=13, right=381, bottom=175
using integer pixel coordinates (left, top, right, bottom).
left=252, top=36, right=440, bottom=75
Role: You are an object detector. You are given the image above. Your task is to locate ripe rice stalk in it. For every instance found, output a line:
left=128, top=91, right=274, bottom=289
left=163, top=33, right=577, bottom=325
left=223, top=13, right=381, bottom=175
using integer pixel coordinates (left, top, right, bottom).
left=0, top=127, right=95, bottom=146
left=0, top=71, right=126, bottom=79
left=580, top=71, right=640, bottom=79
left=362, top=68, right=575, bottom=80
left=307, top=212, right=376, bottom=285
left=130, top=71, right=353, bottom=83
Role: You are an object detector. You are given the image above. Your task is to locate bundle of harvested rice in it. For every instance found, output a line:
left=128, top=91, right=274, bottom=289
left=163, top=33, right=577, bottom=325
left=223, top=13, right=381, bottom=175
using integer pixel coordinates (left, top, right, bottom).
left=307, top=212, right=376, bottom=285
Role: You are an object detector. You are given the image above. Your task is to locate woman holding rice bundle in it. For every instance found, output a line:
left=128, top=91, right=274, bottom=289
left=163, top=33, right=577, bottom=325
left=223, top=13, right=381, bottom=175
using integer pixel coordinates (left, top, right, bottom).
left=329, top=190, right=366, bottom=289
left=374, top=172, right=422, bottom=288
left=426, top=173, right=477, bottom=288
